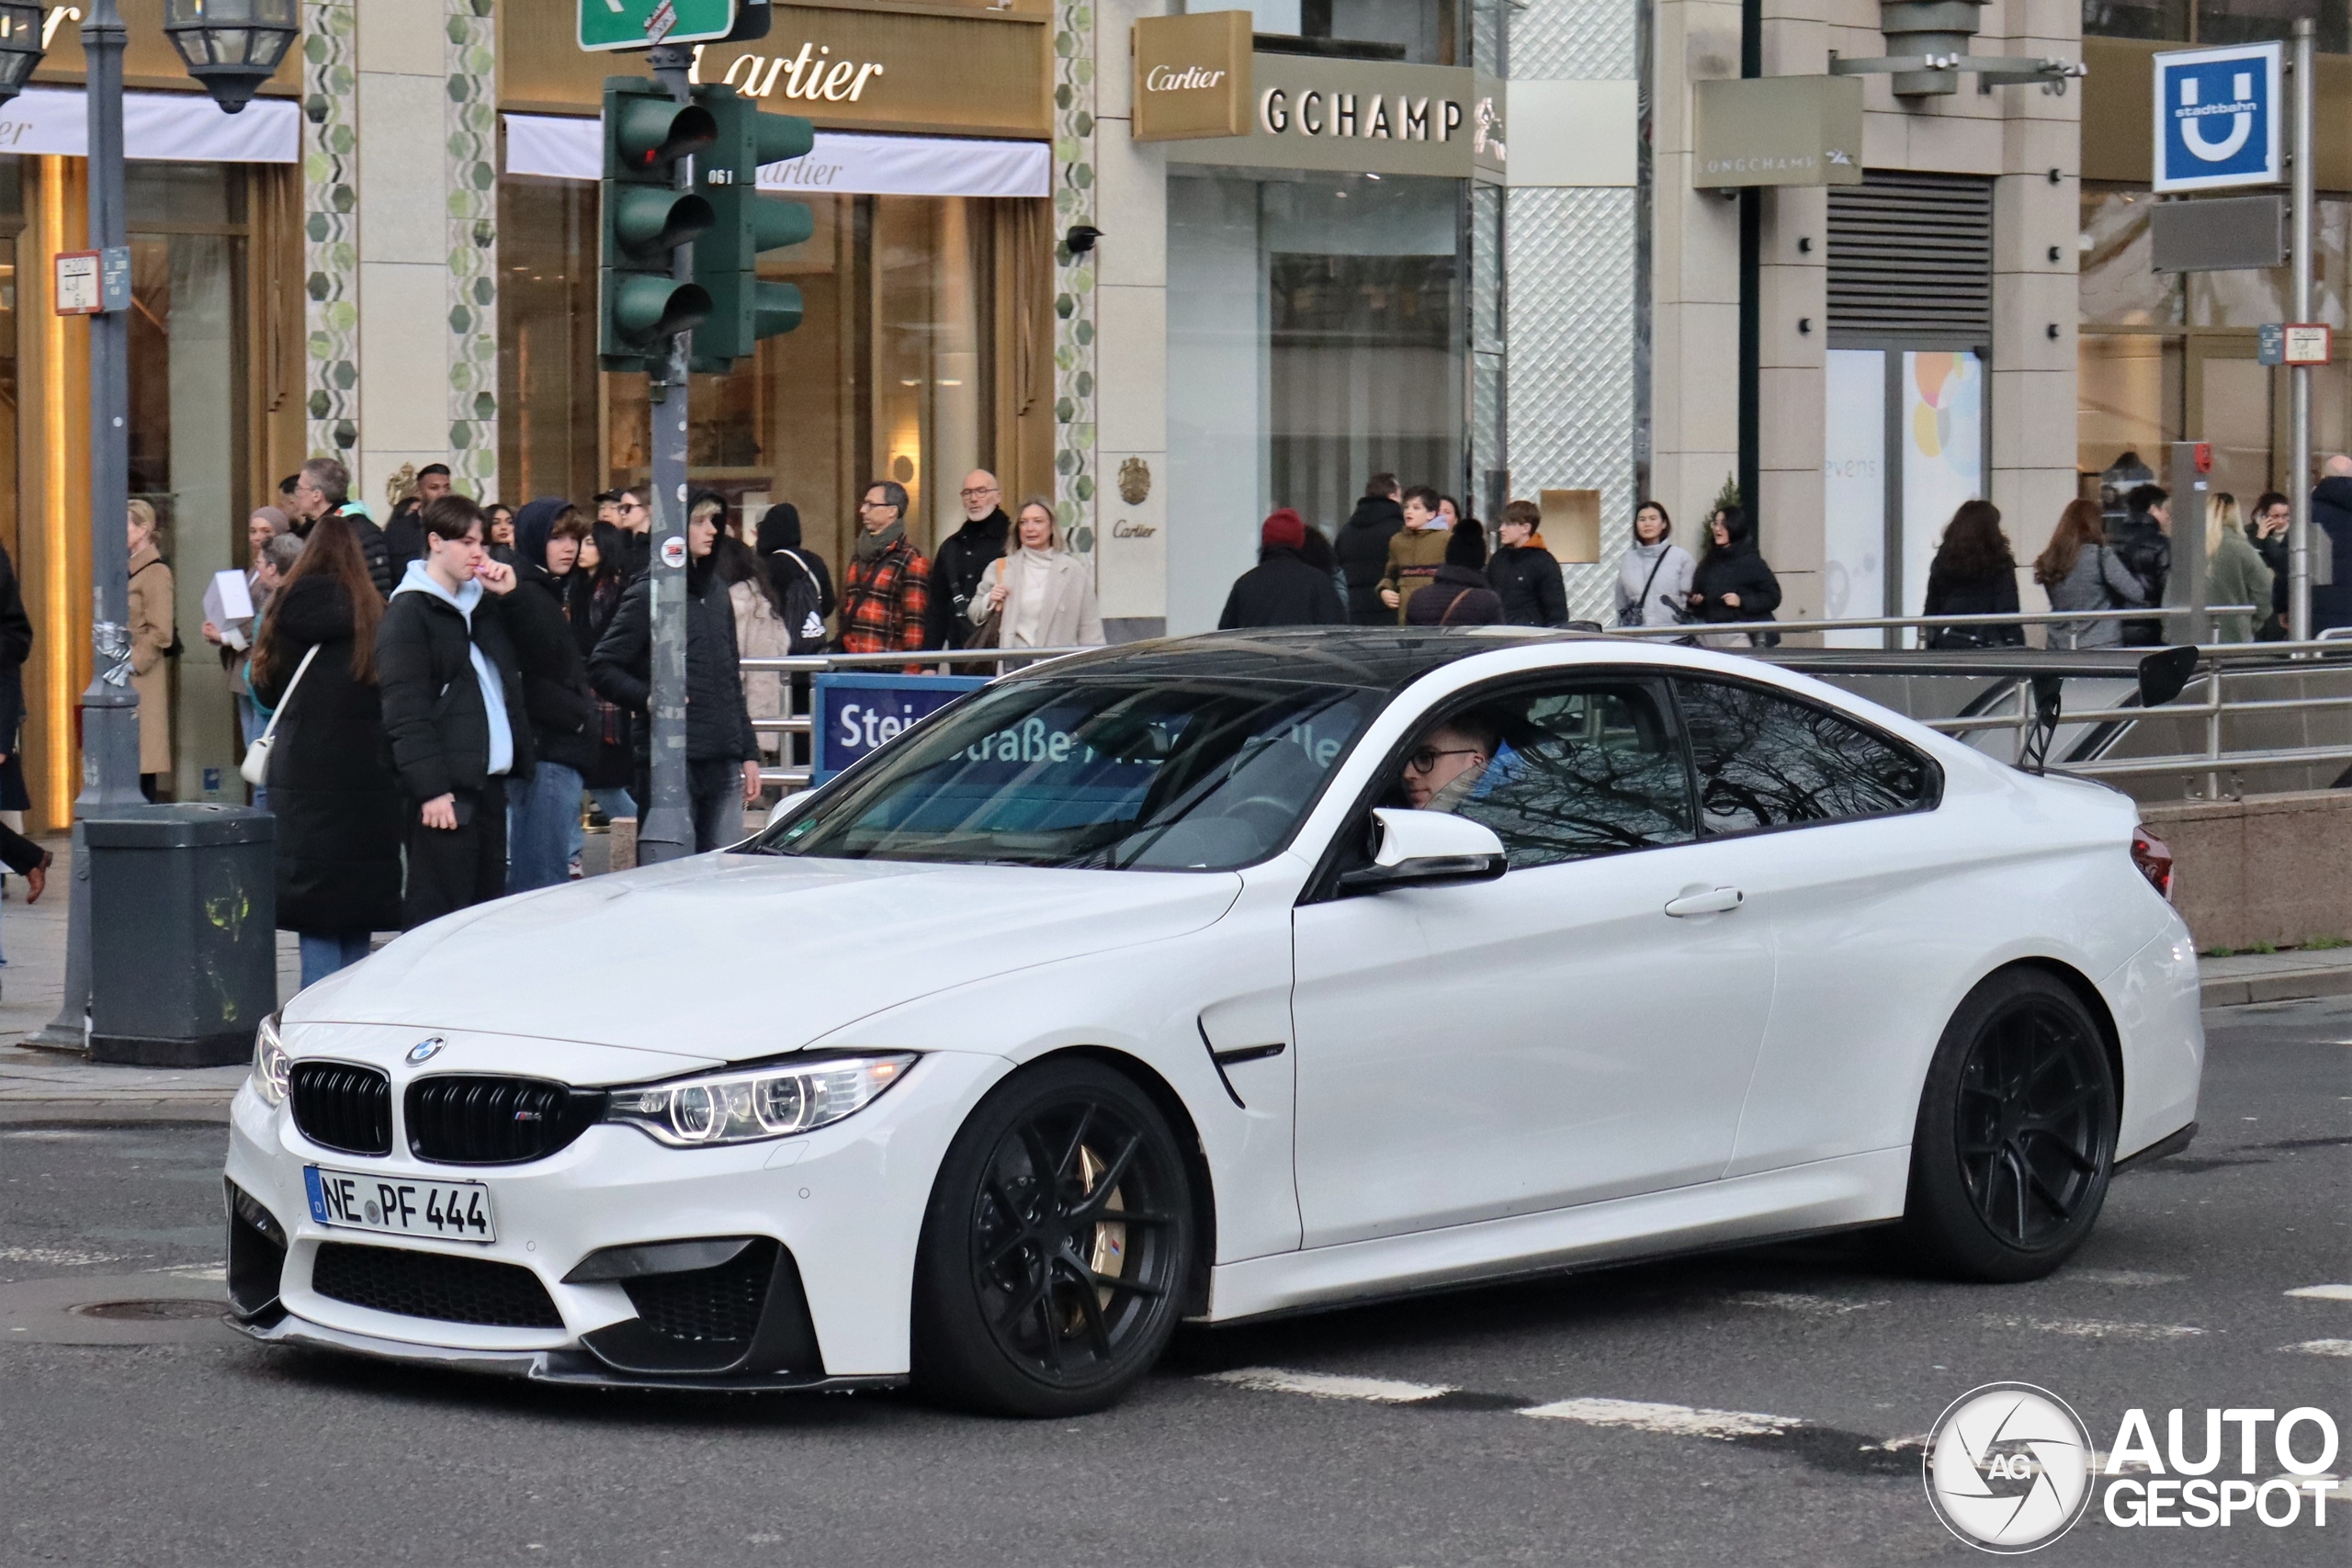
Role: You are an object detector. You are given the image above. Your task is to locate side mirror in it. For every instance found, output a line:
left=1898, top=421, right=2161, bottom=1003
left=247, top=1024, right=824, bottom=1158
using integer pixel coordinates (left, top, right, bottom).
left=1336, top=807, right=1508, bottom=895
left=764, top=789, right=814, bottom=831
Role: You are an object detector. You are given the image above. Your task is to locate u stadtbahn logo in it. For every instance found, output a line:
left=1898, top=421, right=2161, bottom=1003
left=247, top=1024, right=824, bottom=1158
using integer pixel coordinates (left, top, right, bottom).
left=1924, top=1382, right=2096, bottom=1552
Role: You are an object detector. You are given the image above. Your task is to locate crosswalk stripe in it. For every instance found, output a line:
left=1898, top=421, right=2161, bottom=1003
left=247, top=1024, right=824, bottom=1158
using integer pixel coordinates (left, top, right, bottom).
left=1518, top=1397, right=1801, bottom=1439
left=2282, top=1339, right=2352, bottom=1357
left=2284, top=1284, right=2352, bottom=1302
left=1201, top=1367, right=1455, bottom=1404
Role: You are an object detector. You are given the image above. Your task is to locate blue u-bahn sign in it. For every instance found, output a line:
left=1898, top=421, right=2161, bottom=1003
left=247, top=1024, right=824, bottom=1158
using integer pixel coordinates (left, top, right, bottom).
left=2153, top=41, right=2281, bottom=193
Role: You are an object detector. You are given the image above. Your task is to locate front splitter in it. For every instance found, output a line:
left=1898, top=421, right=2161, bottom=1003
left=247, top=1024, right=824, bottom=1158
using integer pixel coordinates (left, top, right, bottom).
left=230, top=1309, right=905, bottom=1394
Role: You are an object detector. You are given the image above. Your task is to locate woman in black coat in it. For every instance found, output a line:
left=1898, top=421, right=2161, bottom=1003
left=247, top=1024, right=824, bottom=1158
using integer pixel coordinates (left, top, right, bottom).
left=1219, top=509, right=1347, bottom=628
left=1921, top=499, right=2025, bottom=648
left=248, top=513, right=403, bottom=987
left=1687, top=505, right=1782, bottom=647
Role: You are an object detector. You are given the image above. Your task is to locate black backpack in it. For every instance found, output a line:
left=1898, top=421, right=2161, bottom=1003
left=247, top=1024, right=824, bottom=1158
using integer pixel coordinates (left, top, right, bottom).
left=768, top=550, right=828, bottom=655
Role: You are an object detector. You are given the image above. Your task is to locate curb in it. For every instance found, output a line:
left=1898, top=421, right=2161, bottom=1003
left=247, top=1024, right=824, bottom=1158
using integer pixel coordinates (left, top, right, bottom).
left=0, top=1100, right=232, bottom=1125
left=2199, top=965, right=2352, bottom=1008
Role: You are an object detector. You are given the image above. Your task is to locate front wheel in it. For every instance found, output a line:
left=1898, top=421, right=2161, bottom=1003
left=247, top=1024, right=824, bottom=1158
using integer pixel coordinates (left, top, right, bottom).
left=912, top=1058, right=1195, bottom=1416
left=1900, top=968, right=2117, bottom=1282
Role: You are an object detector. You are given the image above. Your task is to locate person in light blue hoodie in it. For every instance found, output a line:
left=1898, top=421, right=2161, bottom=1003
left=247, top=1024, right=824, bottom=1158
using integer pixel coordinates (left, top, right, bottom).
left=374, top=495, right=571, bottom=928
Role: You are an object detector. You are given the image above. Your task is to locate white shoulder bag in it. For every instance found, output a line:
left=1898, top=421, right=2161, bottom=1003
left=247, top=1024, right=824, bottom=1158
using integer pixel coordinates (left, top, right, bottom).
left=240, top=643, right=319, bottom=787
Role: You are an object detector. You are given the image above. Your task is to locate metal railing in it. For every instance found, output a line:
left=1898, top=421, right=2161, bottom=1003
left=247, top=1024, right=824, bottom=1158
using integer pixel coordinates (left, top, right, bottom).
left=736, top=615, right=2352, bottom=801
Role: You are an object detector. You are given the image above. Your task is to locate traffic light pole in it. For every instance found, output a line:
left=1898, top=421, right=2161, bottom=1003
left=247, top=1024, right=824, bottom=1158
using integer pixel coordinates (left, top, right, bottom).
left=637, top=43, right=697, bottom=866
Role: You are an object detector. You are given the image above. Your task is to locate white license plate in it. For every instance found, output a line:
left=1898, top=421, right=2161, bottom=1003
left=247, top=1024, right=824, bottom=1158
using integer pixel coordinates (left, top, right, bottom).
left=303, top=1166, right=497, bottom=1244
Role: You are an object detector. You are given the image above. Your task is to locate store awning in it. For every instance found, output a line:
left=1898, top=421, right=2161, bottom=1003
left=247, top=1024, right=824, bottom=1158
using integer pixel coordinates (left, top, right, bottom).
left=0, top=87, right=299, bottom=162
left=503, top=113, right=1049, bottom=199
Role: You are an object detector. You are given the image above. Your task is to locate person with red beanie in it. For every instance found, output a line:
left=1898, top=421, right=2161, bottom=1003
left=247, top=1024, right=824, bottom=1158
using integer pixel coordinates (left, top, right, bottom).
left=1217, top=508, right=1348, bottom=629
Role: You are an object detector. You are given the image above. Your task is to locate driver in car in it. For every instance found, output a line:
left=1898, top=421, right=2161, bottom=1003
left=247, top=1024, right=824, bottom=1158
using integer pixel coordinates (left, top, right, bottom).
left=1400, top=715, right=1501, bottom=813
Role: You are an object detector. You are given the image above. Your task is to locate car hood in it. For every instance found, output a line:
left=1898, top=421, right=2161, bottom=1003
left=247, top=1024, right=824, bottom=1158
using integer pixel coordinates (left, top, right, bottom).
left=287, top=853, right=1244, bottom=1062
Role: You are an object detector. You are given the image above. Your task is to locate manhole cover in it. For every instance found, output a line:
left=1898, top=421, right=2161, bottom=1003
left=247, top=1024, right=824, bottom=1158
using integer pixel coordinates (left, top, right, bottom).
left=71, top=1299, right=222, bottom=1322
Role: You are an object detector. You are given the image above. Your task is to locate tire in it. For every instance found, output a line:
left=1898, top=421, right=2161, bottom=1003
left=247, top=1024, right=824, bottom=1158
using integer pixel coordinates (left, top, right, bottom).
left=911, top=1057, right=1195, bottom=1416
left=1898, top=967, right=2118, bottom=1282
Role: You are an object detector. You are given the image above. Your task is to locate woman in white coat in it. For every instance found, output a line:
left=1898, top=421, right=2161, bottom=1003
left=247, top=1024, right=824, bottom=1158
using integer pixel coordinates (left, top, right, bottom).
left=971, top=496, right=1104, bottom=652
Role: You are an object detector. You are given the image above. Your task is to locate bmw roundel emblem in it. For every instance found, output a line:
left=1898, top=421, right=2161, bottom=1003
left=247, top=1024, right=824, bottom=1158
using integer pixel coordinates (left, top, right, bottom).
left=405, top=1037, right=445, bottom=1066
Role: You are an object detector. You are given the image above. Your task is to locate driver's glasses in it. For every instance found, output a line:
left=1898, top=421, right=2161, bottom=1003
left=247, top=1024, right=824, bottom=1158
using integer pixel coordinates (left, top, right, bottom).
left=1405, top=747, right=1481, bottom=774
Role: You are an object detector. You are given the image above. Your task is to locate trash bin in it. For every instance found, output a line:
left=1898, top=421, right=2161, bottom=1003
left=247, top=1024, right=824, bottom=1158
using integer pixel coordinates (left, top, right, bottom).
left=85, top=804, right=277, bottom=1066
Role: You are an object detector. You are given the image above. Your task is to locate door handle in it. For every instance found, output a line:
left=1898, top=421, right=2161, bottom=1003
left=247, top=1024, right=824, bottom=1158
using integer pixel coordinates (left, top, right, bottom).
left=1664, top=886, right=1744, bottom=918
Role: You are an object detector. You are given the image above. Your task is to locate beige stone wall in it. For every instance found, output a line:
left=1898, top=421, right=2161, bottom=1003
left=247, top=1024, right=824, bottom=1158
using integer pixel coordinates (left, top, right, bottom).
left=2143, top=790, right=2352, bottom=951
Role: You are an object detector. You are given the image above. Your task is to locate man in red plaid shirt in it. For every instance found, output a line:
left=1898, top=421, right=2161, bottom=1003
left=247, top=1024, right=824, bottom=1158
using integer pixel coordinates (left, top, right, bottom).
left=838, top=479, right=931, bottom=661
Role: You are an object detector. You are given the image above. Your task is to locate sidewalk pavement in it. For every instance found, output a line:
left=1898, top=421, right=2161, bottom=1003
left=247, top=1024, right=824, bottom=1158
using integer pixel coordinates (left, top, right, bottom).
left=1, top=836, right=2348, bottom=1120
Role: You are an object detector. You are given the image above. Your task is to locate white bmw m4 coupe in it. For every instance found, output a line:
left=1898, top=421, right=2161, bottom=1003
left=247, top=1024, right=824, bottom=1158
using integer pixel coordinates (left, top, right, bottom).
left=224, top=630, right=2202, bottom=1415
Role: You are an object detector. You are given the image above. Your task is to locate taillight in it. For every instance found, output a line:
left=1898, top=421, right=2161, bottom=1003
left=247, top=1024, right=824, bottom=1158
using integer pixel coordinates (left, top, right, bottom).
left=2132, top=826, right=2175, bottom=901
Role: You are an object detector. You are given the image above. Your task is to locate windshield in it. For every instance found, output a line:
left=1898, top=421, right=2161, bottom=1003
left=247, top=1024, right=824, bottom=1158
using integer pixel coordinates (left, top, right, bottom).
left=756, top=676, right=1385, bottom=870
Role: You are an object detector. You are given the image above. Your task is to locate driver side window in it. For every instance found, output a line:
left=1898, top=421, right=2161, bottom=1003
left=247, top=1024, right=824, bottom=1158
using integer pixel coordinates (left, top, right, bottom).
left=1449, top=679, right=1698, bottom=869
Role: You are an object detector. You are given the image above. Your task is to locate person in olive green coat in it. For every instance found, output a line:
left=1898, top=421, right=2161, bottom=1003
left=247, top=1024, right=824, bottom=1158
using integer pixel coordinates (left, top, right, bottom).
left=2203, top=492, right=2273, bottom=644
left=1376, top=486, right=1453, bottom=622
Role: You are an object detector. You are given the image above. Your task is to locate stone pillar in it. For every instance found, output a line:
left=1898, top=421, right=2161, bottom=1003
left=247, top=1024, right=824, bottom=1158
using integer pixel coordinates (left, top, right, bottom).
left=307, top=0, right=498, bottom=509
left=1091, top=0, right=1170, bottom=639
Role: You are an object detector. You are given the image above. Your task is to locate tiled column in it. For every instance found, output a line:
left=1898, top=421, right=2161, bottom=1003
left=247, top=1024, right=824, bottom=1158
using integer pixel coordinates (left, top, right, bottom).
left=1052, top=0, right=1100, bottom=570
left=302, top=1, right=358, bottom=465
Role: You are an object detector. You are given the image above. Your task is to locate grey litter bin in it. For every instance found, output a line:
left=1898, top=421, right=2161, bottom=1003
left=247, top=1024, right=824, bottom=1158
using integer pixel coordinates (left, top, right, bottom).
left=85, top=804, right=277, bottom=1066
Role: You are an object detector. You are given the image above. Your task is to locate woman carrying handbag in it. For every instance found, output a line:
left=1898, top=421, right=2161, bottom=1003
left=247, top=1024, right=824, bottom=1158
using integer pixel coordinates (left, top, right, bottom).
left=248, top=513, right=404, bottom=987
left=968, top=497, right=1104, bottom=660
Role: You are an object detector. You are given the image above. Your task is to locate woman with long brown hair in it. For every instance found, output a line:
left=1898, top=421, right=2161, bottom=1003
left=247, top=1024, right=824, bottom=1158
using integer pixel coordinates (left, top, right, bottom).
left=1922, top=499, right=2025, bottom=648
left=251, top=512, right=403, bottom=987
left=2034, top=496, right=2148, bottom=650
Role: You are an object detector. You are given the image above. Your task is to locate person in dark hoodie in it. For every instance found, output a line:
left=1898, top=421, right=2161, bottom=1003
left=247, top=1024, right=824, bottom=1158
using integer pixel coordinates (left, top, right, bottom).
left=564, top=520, right=639, bottom=836
left=2109, top=483, right=2172, bottom=646
left=922, top=469, right=1011, bottom=649
left=756, top=502, right=835, bottom=623
left=1404, top=517, right=1504, bottom=625
left=1686, top=504, right=1782, bottom=648
left=590, top=499, right=762, bottom=853
left=250, top=512, right=403, bottom=984
left=1487, top=500, right=1568, bottom=626
left=2312, top=456, right=2352, bottom=634
left=506, top=500, right=602, bottom=892
left=1219, top=509, right=1348, bottom=628
left=377, top=495, right=567, bottom=928
left=1336, top=472, right=1405, bottom=624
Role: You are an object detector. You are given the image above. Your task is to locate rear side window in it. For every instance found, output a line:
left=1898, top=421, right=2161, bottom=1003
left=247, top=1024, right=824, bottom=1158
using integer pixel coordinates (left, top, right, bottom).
left=1674, top=678, right=1932, bottom=835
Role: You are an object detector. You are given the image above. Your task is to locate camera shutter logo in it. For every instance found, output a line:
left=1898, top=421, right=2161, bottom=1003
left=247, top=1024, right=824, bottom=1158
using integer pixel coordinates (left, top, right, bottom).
left=1923, top=1382, right=2095, bottom=1552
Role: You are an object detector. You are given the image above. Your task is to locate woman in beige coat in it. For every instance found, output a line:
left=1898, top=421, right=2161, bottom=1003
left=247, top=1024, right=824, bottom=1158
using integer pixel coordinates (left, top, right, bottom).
left=126, top=499, right=175, bottom=797
left=970, top=496, right=1104, bottom=653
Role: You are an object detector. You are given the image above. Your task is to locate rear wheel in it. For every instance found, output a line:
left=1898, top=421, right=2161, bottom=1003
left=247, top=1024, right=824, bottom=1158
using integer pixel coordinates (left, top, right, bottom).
left=1900, top=968, right=2117, bottom=1281
left=912, top=1059, right=1194, bottom=1416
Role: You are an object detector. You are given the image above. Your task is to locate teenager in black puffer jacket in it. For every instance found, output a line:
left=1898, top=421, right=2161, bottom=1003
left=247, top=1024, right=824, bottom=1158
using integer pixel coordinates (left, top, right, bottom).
left=507, top=500, right=602, bottom=891
left=590, top=506, right=761, bottom=855
left=1687, top=505, right=1782, bottom=647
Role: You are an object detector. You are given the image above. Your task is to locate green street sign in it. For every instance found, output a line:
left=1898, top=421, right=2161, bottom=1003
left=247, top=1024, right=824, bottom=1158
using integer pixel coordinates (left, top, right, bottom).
left=580, top=0, right=738, bottom=53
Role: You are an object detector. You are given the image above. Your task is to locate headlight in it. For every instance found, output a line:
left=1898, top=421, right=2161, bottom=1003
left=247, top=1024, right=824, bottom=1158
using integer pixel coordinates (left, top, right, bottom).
left=603, top=1054, right=917, bottom=1147
left=251, top=1013, right=288, bottom=1107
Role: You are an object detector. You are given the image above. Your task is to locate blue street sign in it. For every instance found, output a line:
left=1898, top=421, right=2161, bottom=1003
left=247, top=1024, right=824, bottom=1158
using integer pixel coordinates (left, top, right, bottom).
left=2257, top=323, right=2284, bottom=366
left=2153, top=41, right=2281, bottom=193
left=811, top=671, right=987, bottom=783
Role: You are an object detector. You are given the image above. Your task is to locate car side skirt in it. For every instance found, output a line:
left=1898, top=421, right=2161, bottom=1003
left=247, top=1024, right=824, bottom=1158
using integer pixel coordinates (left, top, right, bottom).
left=1204, top=1146, right=1909, bottom=1322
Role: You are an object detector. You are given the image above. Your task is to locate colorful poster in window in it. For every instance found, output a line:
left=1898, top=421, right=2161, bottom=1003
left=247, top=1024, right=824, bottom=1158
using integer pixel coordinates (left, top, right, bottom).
left=1901, top=350, right=1984, bottom=635
left=1822, top=349, right=1886, bottom=648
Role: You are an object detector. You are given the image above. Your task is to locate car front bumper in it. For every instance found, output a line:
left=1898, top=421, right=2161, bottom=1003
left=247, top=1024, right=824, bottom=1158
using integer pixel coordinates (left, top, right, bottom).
left=222, top=1044, right=1011, bottom=1384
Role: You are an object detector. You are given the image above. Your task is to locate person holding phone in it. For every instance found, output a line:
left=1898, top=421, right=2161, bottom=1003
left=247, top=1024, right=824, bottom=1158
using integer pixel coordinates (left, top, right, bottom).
left=377, top=495, right=571, bottom=928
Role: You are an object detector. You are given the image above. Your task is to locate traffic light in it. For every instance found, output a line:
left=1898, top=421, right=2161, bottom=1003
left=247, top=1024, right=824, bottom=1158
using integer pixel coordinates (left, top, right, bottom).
left=600, top=79, right=718, bottom=373
left=689, top=85, right=816, bottom=373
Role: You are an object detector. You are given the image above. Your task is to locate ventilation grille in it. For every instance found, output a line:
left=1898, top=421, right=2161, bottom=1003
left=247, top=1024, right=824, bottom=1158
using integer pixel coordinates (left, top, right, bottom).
left=310, top=1243, right=562, bottom=1329
left=620, top=1240, right=775, bottom=1347
left=1827, top=172, right=1994, bottom=345
left=405, top=1076, right=603, bottom=1167
left=288, top=1062, right=392, bottom=1157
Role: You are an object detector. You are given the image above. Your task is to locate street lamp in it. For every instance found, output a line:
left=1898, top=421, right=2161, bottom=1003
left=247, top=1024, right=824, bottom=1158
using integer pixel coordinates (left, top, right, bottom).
left=161, top=0, right=299, bottom=114
left=0, top=3, right=46, bottom=107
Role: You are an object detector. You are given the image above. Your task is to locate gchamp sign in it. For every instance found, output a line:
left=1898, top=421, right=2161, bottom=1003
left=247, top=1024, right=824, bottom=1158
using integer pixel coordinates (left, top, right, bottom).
left=2153, top=39, right=2282, bottom=193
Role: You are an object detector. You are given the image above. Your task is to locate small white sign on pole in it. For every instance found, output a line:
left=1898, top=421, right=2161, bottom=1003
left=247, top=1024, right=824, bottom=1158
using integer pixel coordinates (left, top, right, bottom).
left=53, top=251, right=99, bottom=314
left=2282, top=324, right=2333, bottom=367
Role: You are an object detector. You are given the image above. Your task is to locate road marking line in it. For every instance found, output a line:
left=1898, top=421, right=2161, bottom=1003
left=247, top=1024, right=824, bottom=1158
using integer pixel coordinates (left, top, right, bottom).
left=2285, top=1284, right=2352, bottom=1302
left=1986, top=1314, right=2206, bottom=1340
left=0, top=1246, right=122, bottom=1268
left=1723, top=1290, right=1888, bottom=1317
left=1519, top=1397, right=1801, bottom=1439
left=2068, top=1269, right=2188, bottom=1286
left=1202, top=1367, right=1455, bottom=1404
left=2282, top=1339, right=2352, bottom=1357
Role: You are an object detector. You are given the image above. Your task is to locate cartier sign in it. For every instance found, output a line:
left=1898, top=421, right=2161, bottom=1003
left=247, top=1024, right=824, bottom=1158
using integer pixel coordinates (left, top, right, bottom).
left=1133, top=11, right=1252, bottom=141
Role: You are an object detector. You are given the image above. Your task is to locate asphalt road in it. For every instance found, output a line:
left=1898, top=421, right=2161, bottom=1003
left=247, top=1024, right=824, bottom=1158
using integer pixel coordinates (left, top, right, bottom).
left=1, top=998, right=2345, bottom=1568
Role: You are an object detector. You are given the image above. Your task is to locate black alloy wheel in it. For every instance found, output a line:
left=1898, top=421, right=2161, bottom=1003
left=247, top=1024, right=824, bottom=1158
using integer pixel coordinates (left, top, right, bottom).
left=1902, top=967, right=2118, bottom=1281
left=913, top=1059, right=1193, bottom=1416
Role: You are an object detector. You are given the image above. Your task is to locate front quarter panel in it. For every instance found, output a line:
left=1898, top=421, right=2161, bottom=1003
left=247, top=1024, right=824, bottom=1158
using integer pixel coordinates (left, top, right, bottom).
left=802, top=863, right=1308, bottom=1266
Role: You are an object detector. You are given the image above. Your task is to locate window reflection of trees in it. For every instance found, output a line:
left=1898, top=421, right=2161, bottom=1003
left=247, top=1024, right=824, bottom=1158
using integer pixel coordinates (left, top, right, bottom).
left=1677, top=681, right=1928, bottom=834
left=1461, top=688, right=1699, bottom=869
